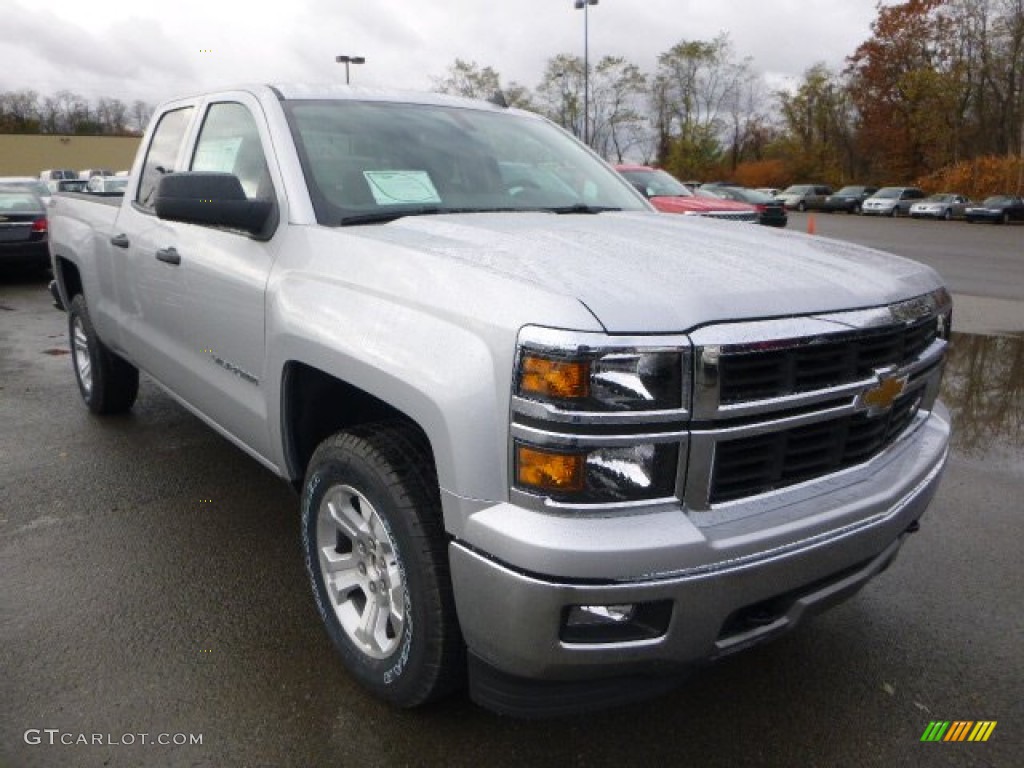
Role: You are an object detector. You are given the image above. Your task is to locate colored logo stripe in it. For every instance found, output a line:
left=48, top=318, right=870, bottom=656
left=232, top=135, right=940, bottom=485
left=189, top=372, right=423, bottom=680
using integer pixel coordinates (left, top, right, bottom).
left=920, top=721, right=996, bottom=742
left=968, top=722, right=997, bottom=742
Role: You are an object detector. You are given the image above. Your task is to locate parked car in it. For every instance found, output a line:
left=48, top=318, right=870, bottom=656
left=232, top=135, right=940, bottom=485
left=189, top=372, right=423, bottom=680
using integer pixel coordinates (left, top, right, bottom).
left=701, top=185, right=787, bottom=227
left=616, top=165, right=758, bottom=222
left=909, top=193, right=970, bottom=221
left=861, top=187, right=926, bottom=217
left=822, top=186, right=879, bottom=214
left=40, top=169, right=79, bottom=192
left=0, top=185, right=48, bottom=270
left=78, top=168, right=114, bottom=180
left=964, top=195, right=1024, bottom=224
left=55, top=179, right=90, bottom=193
left=776, top=184, right=832, bottom=211
left=86, top=176, right=129, bottom=195
left=0, top=176, right=52, bottom=206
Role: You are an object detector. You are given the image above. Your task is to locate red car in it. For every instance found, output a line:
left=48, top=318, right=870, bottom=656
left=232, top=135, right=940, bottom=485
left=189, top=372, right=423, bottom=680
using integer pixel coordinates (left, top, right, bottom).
left=615, top=165, right=757, bottom=223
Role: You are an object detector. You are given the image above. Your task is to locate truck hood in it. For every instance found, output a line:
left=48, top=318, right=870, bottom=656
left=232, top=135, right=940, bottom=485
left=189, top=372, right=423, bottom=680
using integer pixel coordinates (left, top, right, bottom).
left=344, top=211, right=944, bottom=333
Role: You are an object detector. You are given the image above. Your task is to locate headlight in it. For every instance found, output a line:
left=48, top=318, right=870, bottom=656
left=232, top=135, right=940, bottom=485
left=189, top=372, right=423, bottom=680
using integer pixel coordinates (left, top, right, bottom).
left=514, top=328, right=690, bottom=413
left=514, top=441, right=680, bottom=503
left=511, top=327, right=690, bottom=506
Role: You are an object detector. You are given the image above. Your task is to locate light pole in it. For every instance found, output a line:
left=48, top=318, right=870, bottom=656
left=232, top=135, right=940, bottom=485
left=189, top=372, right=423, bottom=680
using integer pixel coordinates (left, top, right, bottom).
left=573, top=0, right=598, bottom=146
left=335, top=55, right=365, bottom=85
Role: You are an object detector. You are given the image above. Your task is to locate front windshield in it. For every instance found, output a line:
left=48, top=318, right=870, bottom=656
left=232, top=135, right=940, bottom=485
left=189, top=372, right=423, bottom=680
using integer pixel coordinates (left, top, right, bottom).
left=874, top=188, right=900, bottom=199
left=284, top=100, right=648, bottom=225
left=982, top=196, right=1008, bottom=205
left=835, top=186, right=864, bottom=195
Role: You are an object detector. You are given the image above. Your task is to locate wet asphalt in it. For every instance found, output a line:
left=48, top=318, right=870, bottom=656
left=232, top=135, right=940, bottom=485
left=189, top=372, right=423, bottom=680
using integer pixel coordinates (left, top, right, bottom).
left=1, top=218, right=1022, bottom=767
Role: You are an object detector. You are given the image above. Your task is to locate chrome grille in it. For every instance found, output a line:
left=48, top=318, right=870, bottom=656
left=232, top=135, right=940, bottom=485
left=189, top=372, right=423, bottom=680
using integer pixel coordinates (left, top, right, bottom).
left=719, top=317, right=938, bottom=403
left=686, top=290, right=951, bottom=510
left=703, top=211, right=757, bottom=223
left=710, top=387, right=923, bottom=503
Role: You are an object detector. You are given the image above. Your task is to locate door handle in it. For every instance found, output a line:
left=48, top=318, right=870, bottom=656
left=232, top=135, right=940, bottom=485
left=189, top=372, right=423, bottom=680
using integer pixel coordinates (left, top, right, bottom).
left=155, top=247, right=181, bottom=265
left=110, top=233, right=130, bottom=249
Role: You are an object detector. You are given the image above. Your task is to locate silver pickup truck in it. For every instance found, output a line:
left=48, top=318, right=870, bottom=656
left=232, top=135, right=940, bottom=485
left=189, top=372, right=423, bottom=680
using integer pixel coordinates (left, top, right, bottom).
left=48, top=84, right=952, bottom=716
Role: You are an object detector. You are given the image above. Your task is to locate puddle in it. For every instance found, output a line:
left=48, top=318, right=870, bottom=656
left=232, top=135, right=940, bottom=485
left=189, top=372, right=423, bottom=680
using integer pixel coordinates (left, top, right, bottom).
left=940, top=332, right=1023, bottom=469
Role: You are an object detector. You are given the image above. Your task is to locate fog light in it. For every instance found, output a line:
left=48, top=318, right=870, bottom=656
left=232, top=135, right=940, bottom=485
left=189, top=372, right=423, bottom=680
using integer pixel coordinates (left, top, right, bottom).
left=567, top=604, right=636, bottom=626
left=560, top=600, right=673, bottom=644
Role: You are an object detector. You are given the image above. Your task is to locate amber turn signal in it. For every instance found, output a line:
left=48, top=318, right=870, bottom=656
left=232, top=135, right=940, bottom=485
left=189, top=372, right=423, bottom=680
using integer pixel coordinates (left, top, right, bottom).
left=519, top=354, right=590, bottom=400
left=516, top=445, right=585, bottom=493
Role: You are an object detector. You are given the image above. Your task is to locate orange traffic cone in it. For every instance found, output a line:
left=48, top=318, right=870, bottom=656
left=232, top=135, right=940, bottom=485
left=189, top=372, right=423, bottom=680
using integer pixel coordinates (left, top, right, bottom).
left=807, top=214, right=816, bottom=235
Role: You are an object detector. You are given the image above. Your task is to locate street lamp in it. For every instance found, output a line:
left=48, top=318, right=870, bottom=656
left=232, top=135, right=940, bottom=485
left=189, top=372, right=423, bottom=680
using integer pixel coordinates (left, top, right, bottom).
left=573, top=0, right=598, bottom=146
left=335, top=55, right=366, bottom=85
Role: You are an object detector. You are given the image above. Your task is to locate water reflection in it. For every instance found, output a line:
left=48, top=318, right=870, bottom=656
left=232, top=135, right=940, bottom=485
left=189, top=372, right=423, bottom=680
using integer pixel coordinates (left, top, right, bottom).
left=940, top=332, right=1023, bottom=467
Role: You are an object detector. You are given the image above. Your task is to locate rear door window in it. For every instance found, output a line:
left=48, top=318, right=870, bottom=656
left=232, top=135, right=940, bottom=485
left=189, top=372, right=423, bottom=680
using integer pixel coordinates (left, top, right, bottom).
left=136, top=107, right=195, bottom=210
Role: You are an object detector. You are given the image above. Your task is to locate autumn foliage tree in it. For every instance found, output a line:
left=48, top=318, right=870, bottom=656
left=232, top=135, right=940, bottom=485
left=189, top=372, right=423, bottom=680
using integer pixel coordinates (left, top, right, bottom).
left=847, top=0, right=1023, bottom=183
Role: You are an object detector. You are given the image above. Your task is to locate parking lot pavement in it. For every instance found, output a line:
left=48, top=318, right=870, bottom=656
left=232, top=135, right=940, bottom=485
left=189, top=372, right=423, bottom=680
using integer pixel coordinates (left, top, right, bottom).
left=2, top=239, right=1022, bottom=767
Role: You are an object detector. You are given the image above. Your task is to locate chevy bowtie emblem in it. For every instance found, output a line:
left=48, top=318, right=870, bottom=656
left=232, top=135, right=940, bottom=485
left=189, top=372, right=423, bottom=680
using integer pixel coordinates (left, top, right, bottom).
left=857, top=369, right=908, bottom=415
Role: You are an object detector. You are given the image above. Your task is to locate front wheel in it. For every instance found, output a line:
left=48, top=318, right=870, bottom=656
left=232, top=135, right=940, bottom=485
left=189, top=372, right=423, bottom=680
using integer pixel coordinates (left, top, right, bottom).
left=68, top=294, right=139, bottom=414
left=943, top=208, right=952, bottom=221
left=301, top=421, right=463, bottom=707
left=797, top=201, right=806, bottom=212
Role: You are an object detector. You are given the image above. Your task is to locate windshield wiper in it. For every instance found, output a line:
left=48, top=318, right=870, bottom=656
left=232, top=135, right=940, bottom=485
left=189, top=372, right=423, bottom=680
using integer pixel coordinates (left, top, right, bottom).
left=545, top=204, right=622, bottom=214
left=339, top=206, right=544, bottom=226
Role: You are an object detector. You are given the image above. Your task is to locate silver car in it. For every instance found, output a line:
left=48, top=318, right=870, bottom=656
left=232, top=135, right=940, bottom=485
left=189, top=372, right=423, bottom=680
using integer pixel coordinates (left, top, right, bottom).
left=862, top=187, right=926, bottom=217
left=776, top=184, right=832, bottom=212
left=909, top=193, right=969, bottom=221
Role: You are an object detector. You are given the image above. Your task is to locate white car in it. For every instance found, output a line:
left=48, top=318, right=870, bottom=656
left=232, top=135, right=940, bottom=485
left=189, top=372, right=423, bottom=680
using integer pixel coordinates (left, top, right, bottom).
left=909, top=194, right=969, bottom=221
left=86, top=176, right=129, bottom=194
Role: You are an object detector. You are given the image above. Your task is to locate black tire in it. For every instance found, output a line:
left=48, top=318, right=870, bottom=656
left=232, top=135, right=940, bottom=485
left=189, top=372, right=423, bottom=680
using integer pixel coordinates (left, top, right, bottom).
left=301, top=421, right=463, bottom=707
left=797, top=201, right=806, bottom=212
left=943, top=208, right=952, bottom=221
left=68, top=294, right=139, bottom=414
left=999, top=212, right=1009, bottom=225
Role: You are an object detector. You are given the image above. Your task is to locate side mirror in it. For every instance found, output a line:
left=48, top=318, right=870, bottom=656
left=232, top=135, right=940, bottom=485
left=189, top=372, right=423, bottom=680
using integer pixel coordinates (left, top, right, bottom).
left=154, top=172, right=274, bottom=236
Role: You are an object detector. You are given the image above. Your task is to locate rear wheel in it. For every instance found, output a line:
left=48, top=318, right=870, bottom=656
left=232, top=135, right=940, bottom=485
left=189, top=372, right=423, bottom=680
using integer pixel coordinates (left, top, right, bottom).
left=68, top=294, right=139, bottom=414
left=301, top=421, right=463, bottom=707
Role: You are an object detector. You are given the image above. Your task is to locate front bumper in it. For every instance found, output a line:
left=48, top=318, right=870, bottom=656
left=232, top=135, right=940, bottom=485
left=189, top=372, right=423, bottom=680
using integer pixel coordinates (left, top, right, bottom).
left=451, top=405, right=949, bottom=684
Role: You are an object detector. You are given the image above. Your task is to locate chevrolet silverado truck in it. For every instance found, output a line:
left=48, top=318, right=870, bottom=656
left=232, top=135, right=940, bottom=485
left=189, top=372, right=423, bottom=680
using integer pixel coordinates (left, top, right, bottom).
left=48, top=84, right=952, bottom=716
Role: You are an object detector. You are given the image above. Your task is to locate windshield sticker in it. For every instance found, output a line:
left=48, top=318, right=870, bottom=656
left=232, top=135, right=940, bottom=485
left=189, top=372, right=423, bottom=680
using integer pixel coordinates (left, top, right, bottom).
left=193, top=137, right=243, bottom=174
left=363, top=171, right=441, bottom=206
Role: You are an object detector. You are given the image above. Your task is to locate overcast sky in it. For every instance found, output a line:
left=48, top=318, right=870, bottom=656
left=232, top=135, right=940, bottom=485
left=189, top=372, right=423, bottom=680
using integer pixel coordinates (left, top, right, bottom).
left=1, top=0, right=901, bottom=105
